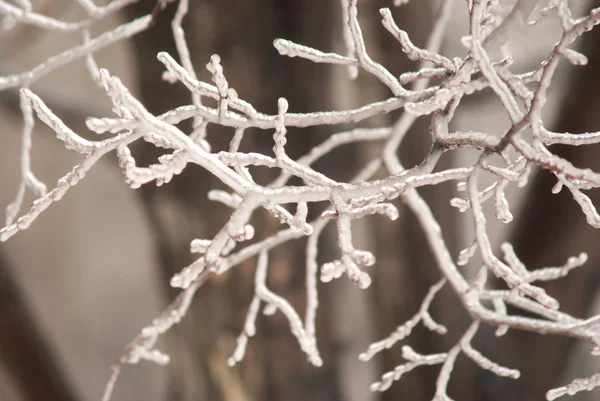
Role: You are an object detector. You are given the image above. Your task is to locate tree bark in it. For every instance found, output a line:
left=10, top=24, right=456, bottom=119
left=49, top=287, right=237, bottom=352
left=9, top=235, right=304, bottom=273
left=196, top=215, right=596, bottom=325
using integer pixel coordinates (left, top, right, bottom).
left=354, top=2, right=468, bottom=401
left=126, top=2, right=342, bottom=400
left=0, top=251, right=79, bottom=401
left=124, top=1, right=464, bottom=400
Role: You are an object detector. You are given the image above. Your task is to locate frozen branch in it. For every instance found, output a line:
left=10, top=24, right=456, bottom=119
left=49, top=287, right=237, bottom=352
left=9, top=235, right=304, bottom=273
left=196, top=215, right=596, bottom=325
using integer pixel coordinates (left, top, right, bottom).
left=548, top=373, right=600, bottom=401
left=359, top=279, right=447, bottom=362
left=3, top=1, right=600, bottom=400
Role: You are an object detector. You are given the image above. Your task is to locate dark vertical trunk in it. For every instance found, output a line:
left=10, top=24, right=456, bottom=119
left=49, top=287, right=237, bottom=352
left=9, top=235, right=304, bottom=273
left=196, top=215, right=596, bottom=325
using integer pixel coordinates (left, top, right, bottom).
left=125, top=1, right=463, bottom=400
left=126, top=2, right=342, bottom=400
left=0, top=251, right=79, bottom=401
left=360, top=3, right=467, bottom=401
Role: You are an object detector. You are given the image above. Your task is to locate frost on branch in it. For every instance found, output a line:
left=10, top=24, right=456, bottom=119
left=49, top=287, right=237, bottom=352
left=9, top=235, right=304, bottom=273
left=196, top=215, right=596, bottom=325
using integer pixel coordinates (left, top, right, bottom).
left=3, top=0, right=600, bottom=400
left=547, top=373, right=600, bottom=401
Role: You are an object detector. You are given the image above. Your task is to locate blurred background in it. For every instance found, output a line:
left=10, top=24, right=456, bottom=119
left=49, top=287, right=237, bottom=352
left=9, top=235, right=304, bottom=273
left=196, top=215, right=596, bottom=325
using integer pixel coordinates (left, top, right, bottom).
left=1, top=1, right=600, bottom=400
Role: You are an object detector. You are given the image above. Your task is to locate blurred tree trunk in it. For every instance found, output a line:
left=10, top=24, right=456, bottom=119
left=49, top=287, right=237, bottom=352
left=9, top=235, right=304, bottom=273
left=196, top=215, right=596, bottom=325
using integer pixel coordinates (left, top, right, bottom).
left=126, top=2, right=342, bottom=401
left=125, top=1, right=463, bottom=400
left=470, top=5, right=600, bottom=401
left=0, top=251, right=79, bottom=401
left=354, top=2, right=467, bottom=401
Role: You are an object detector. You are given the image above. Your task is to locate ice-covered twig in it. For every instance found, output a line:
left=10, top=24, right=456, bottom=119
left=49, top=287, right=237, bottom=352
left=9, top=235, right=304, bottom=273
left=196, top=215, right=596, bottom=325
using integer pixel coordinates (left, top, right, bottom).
left=0, top=15, right=151, bottom=91
left=0, top=0, right=136, bottom=31
left=380, top=8, right=455, bottom=73
left=468, top=165, right=559, bottom=310
left=501, top=243, right=588, bottom=283
left=547, top=373, right=600, bottom=401
left=359, top=279, right=447, bottom=362
left=274, top=38, right=357, bottom=66
left=254, top=251, right=322, bottom=366
left=347, top=0, right=407, bottom=96
left=370, top=345, right=448, bottom=392
left=459, top=322, right=520, bottom=379
left=4, top=1, right=600, bottom=400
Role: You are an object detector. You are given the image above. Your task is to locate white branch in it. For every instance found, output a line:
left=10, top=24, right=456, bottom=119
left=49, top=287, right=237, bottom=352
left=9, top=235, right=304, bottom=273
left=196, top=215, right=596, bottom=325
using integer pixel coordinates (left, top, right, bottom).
left=3, top=1, right=600, bottom=400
